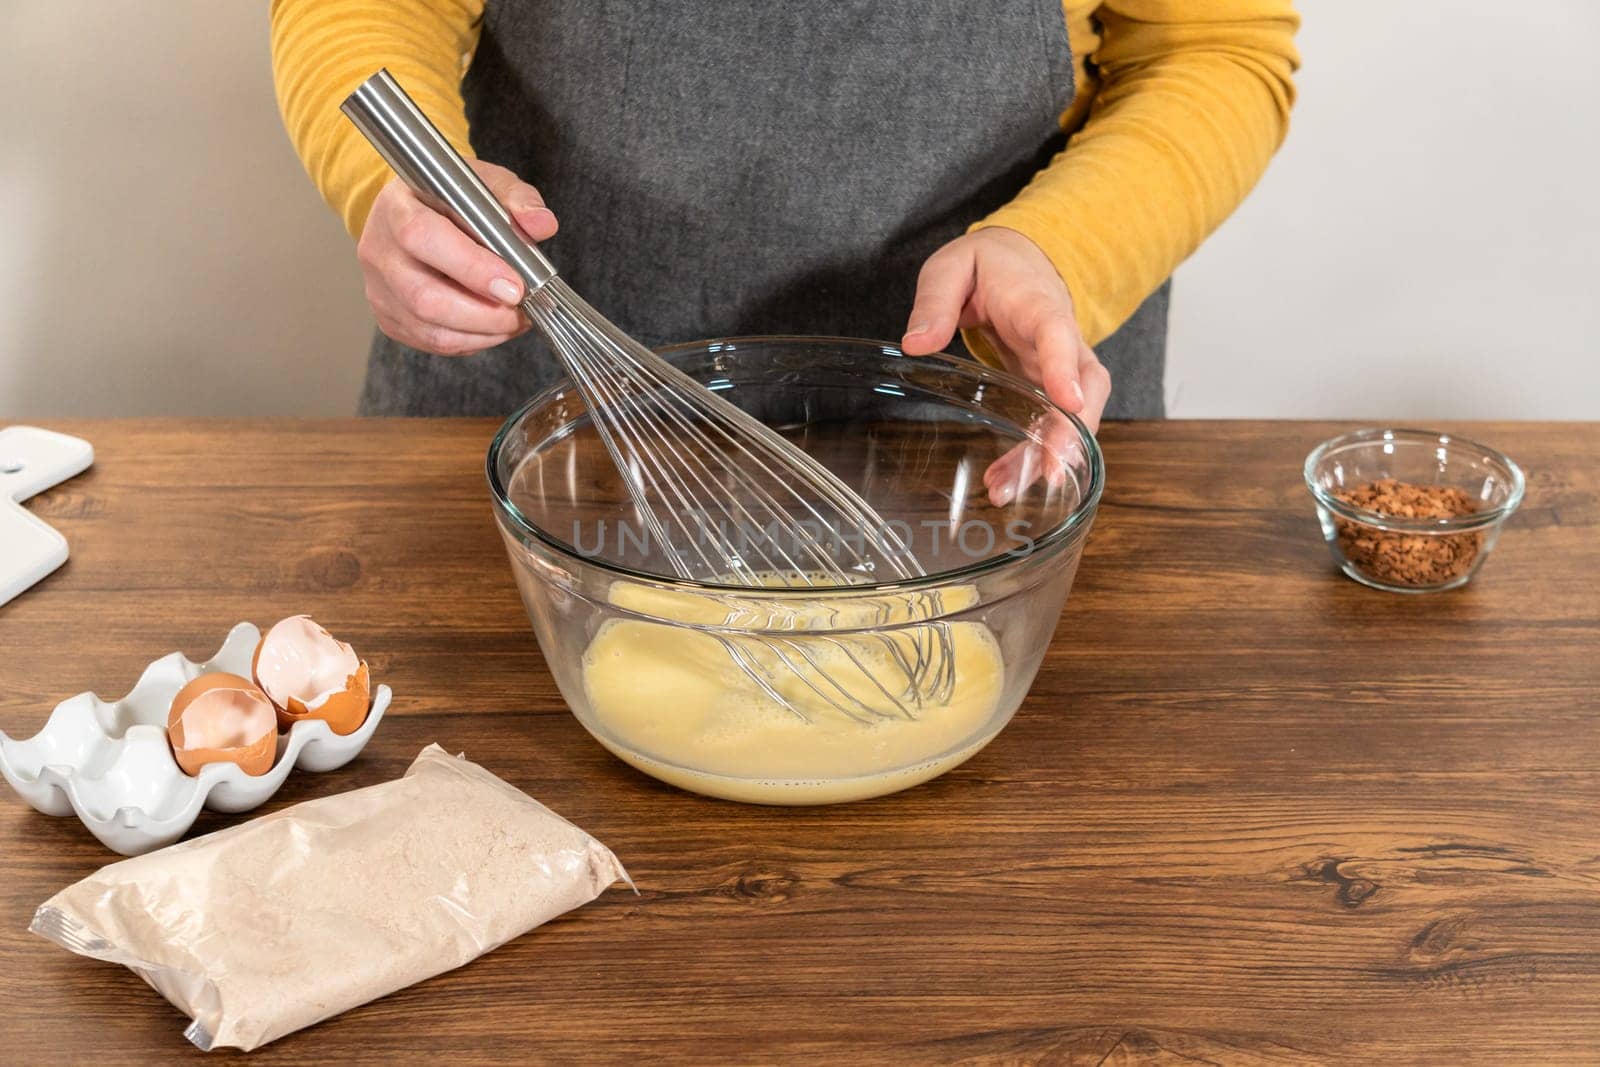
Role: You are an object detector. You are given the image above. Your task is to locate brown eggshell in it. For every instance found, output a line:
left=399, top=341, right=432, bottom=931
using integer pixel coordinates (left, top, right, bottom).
left=276, top=660, right=371, bottom=736
left=167, top=672, right=277, bottom=777
left=253, top=625, right=372, bottom=737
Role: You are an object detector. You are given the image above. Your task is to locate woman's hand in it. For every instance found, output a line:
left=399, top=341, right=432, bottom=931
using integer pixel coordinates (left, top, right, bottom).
left=902, top=227, right=1109, bottom=428
left=357, top=159, right=558, bottom=356
left=901, top=227, right=1109, bottom=505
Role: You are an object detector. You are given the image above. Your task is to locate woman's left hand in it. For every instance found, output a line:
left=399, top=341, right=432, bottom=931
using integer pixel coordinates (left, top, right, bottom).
left=901, top=227, right=1109, bottom=506
left=901, top=227, right=1110, bottom=431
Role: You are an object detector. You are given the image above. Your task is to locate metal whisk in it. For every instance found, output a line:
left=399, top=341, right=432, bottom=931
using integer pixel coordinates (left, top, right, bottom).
left=343, top=70, right=954, bottom=721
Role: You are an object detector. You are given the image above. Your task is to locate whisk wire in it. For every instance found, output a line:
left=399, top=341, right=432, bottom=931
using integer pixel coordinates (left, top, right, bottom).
left=536, top=290, right=828, bottom=579
left=550, top=285, right=888, bottom=580
left=523, top=278, right=958, bottom=721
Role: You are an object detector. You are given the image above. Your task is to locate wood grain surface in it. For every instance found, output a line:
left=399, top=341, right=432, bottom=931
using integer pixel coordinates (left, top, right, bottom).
left=0, top=419, right=1596, bottom=1065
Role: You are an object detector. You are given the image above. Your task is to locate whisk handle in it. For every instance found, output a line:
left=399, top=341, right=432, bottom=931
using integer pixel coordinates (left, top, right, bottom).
left=341, top=69, right=558, bottom=292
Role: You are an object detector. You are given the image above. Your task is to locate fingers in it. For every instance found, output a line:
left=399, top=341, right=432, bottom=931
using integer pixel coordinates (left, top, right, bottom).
left=987, top=292, right=1077, bottom=409
left=1075, top=343, right=1112, bottom=434
left=987, top=292, right=1110, bottom=436
left=367, top=272, right=519, bottom=355
left=375, top=259, right=525, bottom=336
left=983, top=441, right=1043, bottom=507
left=980, top=332, right=1105, bottom=504
left=473, top=160, right=559, bottom=241
left=902, top=242, right=976, bottom=355
left=982, top=411, right=1079, bottom=507
left=391, top=207, right=528, bottom=309
left=996, top=302, right=1109, bottom=433
left=1035, top=316, right=1085, bottom=414
left=1037, top=411, right=1077, bottom=489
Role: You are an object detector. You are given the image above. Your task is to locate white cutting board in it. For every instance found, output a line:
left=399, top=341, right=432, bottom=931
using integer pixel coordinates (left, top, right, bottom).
left=0, top=426, right=93, bottom=607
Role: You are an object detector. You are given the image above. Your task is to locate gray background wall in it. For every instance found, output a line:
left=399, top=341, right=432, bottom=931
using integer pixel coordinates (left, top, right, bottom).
left=2, top=1, right=1595, bottom=419
left=0, top=1, right=371, bottom=417
left=1164, top=0, right=1600, bottom=419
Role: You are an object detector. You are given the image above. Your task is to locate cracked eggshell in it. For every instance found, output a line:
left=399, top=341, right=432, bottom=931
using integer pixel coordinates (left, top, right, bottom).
left=251, top=616, right=372, bottom=736
left=167, top=672, right=277, bottom=777
left=0, top=623, right=391, bottom=855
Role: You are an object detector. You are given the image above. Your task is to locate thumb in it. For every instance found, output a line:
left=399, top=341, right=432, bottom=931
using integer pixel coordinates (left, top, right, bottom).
left=901, top=242, right=975, bottom=355
left=473, top=159, right=558, bottom=242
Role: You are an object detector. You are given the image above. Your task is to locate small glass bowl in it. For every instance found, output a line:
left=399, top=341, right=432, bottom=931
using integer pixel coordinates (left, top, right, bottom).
left=1304, top=428, right=1526, bottom=593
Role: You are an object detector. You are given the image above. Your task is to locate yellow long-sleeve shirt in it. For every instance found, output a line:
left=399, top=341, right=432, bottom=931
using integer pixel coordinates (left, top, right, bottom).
left=270, top=0, right=1298, bottom=349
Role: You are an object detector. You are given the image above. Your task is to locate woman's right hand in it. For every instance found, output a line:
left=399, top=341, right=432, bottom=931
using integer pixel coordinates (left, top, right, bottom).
left=357, top=159, right=558, bottom=356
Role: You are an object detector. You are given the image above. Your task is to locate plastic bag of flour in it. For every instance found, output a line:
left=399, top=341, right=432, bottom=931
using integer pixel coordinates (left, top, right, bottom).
left=32, top=744, right=629, bottom=1051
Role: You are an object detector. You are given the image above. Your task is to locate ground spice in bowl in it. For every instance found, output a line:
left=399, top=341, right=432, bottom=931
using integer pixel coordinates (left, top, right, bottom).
left=1330, top=478, right=1482, bottom=588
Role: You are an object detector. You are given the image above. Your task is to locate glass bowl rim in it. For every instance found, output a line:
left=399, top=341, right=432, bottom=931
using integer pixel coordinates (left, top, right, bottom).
left=1303, top=426, right=1527, bottom=533
left=486, top=334, right=1105, bottom=594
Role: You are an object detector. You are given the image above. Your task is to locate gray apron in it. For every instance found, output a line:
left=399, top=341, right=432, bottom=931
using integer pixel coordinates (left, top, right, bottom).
left=359, top=0, right=1168, bottom=418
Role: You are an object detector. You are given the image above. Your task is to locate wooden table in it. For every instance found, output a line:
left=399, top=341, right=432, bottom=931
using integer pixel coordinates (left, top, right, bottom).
left=1, top=419, right=1596, bottom=1064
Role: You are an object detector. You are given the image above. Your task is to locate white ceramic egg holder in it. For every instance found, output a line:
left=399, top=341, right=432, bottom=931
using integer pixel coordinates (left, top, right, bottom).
left=0, top=622, right=390, bottom=855
left=1, top=425, right=94, bottom=607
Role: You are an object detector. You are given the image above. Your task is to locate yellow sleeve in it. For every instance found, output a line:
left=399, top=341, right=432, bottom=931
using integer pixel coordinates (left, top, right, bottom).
left=269, top=0, right=485, bottom=238
left=970, top=0, right=1300, bottom=352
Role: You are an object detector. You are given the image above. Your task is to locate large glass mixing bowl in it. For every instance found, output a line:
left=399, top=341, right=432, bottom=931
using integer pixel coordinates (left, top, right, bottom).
left=488, top=336, right=1103, bottom=804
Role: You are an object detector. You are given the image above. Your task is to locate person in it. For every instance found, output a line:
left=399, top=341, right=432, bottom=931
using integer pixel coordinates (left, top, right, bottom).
left=271, top=1, right=1298, bottom=431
